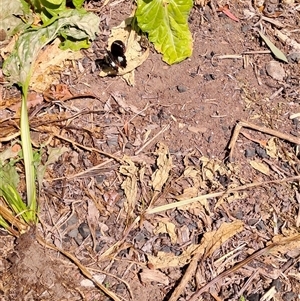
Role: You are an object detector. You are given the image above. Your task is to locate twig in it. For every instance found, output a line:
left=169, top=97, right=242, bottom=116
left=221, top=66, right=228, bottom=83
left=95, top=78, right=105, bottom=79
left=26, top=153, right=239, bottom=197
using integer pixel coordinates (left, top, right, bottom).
left=135, top=124, right=170, bottom=155
left=242, top=50, right=271, bottom=55
left=53, top=133, right=123, bottom=163
left=168, top=253, right=203, bottom=301
left=228, top=120, right=300, bottom=161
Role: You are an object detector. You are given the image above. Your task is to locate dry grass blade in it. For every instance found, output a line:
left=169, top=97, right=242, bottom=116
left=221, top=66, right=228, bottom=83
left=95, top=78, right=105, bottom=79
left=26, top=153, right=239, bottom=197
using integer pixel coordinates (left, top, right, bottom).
left=146, top=175, right=300, bottom=215
left=0, top=205, right=28, bottom=236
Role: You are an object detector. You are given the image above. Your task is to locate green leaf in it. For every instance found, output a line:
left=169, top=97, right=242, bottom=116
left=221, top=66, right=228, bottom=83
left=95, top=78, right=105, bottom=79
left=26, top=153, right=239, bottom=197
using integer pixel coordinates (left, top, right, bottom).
left=259, top=31, right=288, bottom=63
left=60, top=37, right=90, bottom=50
left=42, top=0, right=64, bottom=6
left=0, top=163, right=20, bottom=196
left=72, top=0, right=85, bottom=9
left=3, top=9, right=100, bottom=86
left=136, top=0, right=193, bottom=64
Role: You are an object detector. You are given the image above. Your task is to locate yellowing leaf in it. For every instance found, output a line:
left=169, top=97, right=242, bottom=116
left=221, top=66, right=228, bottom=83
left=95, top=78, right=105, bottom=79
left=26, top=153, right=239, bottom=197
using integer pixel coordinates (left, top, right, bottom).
left=250, top=160, right=270, bottom=175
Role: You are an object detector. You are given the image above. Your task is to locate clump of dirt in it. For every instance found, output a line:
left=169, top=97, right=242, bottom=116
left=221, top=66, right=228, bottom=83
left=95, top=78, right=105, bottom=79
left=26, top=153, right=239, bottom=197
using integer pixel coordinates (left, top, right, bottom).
left=1, top=229, right=82, bottom=300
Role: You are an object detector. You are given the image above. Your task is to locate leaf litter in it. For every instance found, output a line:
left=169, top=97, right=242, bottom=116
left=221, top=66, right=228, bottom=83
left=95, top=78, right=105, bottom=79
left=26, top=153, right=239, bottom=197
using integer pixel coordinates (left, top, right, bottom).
left=1, top=1, right=300, bottom=300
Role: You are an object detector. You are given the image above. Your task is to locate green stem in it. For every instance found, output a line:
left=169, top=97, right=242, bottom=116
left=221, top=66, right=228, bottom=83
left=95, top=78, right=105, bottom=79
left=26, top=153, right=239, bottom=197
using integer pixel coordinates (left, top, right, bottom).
left=20, top=83, right=37, bottom=223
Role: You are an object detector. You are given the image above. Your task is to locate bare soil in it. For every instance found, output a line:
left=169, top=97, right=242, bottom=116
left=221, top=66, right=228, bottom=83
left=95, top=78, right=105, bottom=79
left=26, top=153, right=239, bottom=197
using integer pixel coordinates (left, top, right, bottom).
left=1, top=1, right=300, bottom=301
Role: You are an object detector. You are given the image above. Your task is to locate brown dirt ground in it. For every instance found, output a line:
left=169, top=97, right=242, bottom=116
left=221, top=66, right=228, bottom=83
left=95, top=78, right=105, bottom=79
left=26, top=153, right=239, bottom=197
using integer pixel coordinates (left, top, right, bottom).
left=1, top=1, right=300, bottom=301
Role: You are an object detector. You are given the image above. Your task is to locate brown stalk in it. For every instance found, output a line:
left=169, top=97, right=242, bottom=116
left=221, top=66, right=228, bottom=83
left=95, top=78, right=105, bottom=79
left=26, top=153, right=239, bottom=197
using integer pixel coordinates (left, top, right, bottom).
left=228, top=120, right=300, bottom=161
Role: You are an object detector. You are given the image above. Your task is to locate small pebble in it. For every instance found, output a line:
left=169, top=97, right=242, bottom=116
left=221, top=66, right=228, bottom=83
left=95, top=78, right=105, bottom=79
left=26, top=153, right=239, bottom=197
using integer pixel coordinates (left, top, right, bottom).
left=233, top=209, right=243, bottom=220
left=287, top=52, right=300, bottom=63
left=248, top=218, right=259, bottom=226
left=175, top=214, right=189, bottom=225
left=78, top=222, right=90, bottom=239
left=245, top=148, right=256, bottom=158
left=247, top=293, right=260, bottom=301
left=256, top=220, right=266, bottom=231
left=68, top=228, right=79, bottom=238
left=160, top=245, right=172, bottom=253
left=205, top=51, right=215, bottom=59
left=67, top=214, right=79, bottom=226
left=265, top=61, right=285, bottom=81
left=283, top=292, right=297, bottom=301
left=115, top=283, right=126, bottom=294
left=203, top=73, right=216, bottom=81
left=177, top=85, right=187, bottom=93
left=271, top=279, right=283, bottom=291
left=255, top=146, right=268, bottom=158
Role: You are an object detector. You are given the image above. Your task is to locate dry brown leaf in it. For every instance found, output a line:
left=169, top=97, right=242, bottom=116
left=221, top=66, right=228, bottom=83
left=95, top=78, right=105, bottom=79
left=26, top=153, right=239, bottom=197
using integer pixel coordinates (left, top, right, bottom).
left=266, top=137, right=278, bottom=158
left=215, top=191, right=248, bottom=209
left=249, top=160, right=270, bottom=175
left=139, top=269, right=169, bottom=285
left=195, top=220, right=244, bottom=257
left=153, top=221, right=177, bottom=244
left=147, top=250, right=192, bottom=269
left=151, top=142, right=172, bottom=192
left=200, top=156, right=221, bottom=182
left=87, top=199, right=100, bottom=250
left=147, top=220, right=244, bottom=269
left=120, top=156, right=138, bottom=217
left=270, top=234, right=300, bottom=255
left=175, top=186, right=198, bottom=201
left=31, top=38, right=82, bottom=92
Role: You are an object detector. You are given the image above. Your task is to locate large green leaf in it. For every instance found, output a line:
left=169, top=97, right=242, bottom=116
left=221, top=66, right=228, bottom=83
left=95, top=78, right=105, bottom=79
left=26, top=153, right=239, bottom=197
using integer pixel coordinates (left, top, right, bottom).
left=136, top=0, right=193, bottom=64
left=3, top=9, right=100, bottom=86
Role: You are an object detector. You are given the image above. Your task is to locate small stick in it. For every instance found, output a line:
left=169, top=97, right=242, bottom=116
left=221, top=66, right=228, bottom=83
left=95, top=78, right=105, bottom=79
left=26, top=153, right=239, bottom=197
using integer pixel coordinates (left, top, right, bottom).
left=242, top=50, right=271, bottom=55
left=228, top=120, right=300, bottom=161
left=135, top=124, right=170, bottom=155
left=168, top=253, right=202, bottom=301
left=53, top=133, right=123, bottom=163
left=269, top=86, right=284, bottom=100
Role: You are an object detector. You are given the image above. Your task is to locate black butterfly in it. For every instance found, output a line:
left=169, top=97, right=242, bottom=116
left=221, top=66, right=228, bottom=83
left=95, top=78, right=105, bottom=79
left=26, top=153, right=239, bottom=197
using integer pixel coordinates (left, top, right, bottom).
left=105, top=40, right=127, bottom=71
